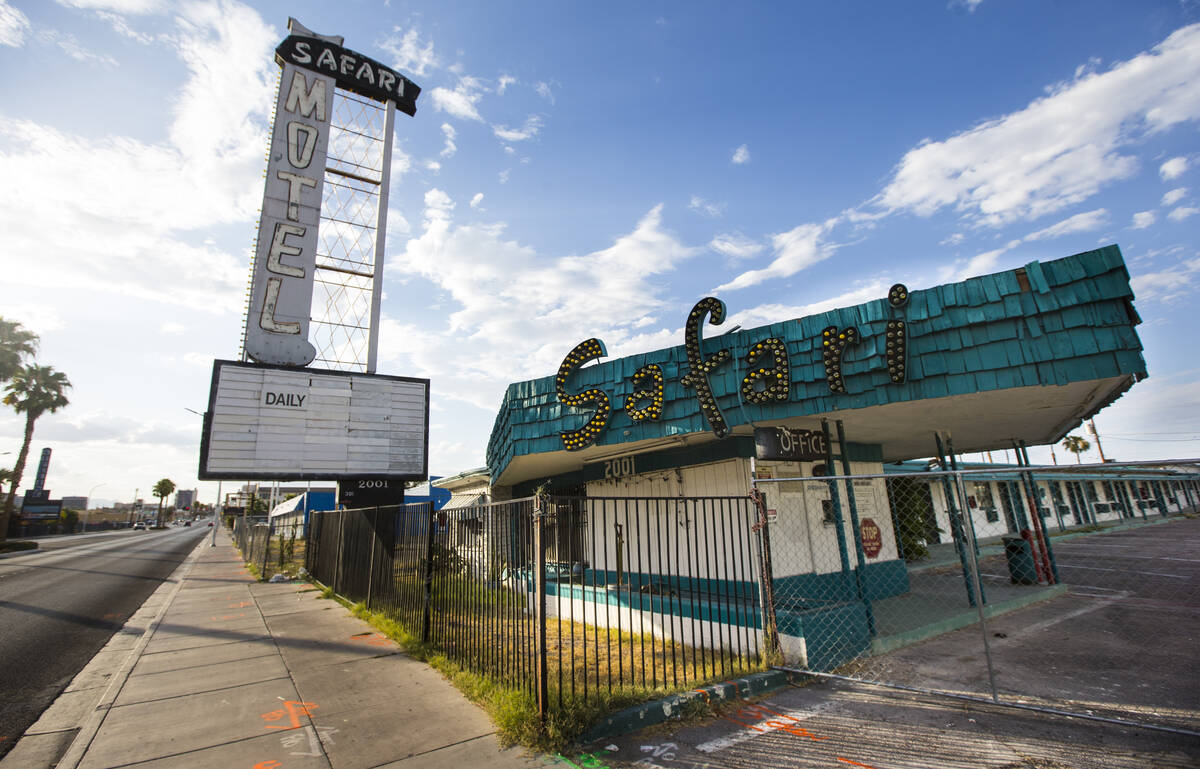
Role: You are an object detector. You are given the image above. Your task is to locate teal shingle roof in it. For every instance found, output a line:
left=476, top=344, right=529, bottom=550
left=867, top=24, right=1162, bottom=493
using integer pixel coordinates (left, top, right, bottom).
left=486, top=245, right=1146, bottom=484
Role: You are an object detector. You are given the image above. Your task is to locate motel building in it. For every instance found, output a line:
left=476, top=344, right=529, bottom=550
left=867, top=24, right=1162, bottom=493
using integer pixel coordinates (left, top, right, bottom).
left=445, top=244, right=1198, bottom=669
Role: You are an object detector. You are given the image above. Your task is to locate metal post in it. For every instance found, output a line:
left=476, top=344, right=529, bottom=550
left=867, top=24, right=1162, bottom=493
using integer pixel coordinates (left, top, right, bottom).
left=935, top=433, right=977, bottom=606
left=836, top=420, right=876, bottom=637
left=365, top=506, right=379, bottom=609
left=821, top=420, right=854, bottom=599
left=421, top=502, right=436, bottom=643
left=261, top=519, right=272, bottom=578
left=211, top=480, right=221, bottom=546
left=366, top=101, right=396, bottom=374
left=749, top=488, right=780, bottom=657
left=954, top=470, right=999, bottom=703
left=1018, top=442, right=1058, bottom=584
left=534, top=497, right=549, bottom=723
left=334, top=510, right=346, bottom=595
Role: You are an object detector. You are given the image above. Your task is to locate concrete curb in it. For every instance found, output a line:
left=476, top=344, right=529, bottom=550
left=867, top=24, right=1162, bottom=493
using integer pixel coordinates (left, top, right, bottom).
left=52, top=534, right=209, bottom=769
left=579, top=669, right=799, bottom=745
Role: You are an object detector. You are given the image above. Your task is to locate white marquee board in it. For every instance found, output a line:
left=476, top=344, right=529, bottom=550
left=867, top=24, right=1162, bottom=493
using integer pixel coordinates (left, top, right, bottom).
left=199, top=360, right=429, bottom=481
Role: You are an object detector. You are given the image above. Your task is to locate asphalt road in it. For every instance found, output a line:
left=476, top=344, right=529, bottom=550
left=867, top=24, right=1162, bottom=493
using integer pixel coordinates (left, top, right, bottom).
left=0, top=527, right=206, bottom=757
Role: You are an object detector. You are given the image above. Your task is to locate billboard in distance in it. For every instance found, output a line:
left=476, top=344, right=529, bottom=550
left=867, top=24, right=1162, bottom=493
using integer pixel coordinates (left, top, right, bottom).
left=199, top=360, right=429, bottom=481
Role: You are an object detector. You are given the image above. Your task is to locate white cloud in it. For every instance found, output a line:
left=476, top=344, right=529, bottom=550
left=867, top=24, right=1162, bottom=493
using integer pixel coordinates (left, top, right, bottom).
left=952, top=0, right=986, bottom=12
left=431, top=76, right=486, bottom=121
left=383, top=196, right=697, bottom=411
left=492, top=114, right=543, bottom=142
left=709, top=232, right=764, bottom=261
left=35, top=28, right=118, bottom=66
left=1130, top=256, right=1200, bottom=302
left=498, top=169, right=510, bottom=184
left=1162, top=187, right=1187, bottom=206
left=424, top=159, right=441, bottom=172
left=535, top=81, right=554, bottom=104
left=875, top=24, right=1200, bottom=227
left=55, top=0, right=164, bottom=12
left=470, top=192, right=484, bottom=209
left=0, top=0, right=30, bottom=47
left=379, top=25, right=437, bottom=77
left=731, top=144, right=750, bottom=165
left=160, top=322, right=186, bottom=335
left=1159, top=155, right=1189, bottom=180
left=939, top=232, right=966, bottom=247
left=497, top=74, right=516, bottom=95
left=938, top=239, right=1022, bottom=283
left=1167, top=206, right=1199, bottom=221
left=688, top=195, right=724, bottom=218
left=1131, top=211, right=1156, bottom=229
left=439, top=123, right=457, bottom=158
left=713, top=219, right=837, bottom=292
left=727, top=280, right=894, bottom=330
left=0, top=1, right=274, bottom=312
left=1023, top=208, right=1108, bottom=241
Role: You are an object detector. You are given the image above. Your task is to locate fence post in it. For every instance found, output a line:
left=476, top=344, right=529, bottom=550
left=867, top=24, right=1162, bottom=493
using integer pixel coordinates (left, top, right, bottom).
left=261, top=521, right=272, bottom=579
left=836, top=420, right=876, bottom=636
left=749, top=488, right=780, bottom=660
left=534, top=495, right=549, bottom=724
left=954, top=470, right=999, bottom=703
left=334, top=511, right=346, bottom=595
left=1017, top=441, right=1059, bottom=584
left=421, top=502, right=436, bottom=644
left=935, top=433, right=978, bottom=606
left=366, top=506, right=379, bottom=609
left=820, top=420, right=854, bottom=599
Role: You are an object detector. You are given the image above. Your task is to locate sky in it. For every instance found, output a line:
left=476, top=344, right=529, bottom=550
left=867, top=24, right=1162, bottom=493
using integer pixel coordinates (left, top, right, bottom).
left=1, top=0, right=1199, bottom=509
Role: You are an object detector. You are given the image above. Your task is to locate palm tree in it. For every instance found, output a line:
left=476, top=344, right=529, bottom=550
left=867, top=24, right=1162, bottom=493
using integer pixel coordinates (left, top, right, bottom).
left=153, top=478, right=176, bottom=526
left=1062, top=434, right=1091, bottom=464
left=0, top=318, right=37, bottom=382
left=1, top=365, right=71, bottom=541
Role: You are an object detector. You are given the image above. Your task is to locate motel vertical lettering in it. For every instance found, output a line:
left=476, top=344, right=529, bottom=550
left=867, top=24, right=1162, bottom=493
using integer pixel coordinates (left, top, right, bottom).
left=244, top=57, right=335, bottom=366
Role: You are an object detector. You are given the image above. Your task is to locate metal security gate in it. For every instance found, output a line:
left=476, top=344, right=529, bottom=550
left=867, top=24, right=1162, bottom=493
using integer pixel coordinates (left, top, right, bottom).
left=753, top=461, right=1200, bottom=735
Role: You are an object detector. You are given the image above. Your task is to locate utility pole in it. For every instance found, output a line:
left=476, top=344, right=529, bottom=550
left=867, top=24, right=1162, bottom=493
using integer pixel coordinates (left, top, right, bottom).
left=1088, top=419, right=1108, bottom=462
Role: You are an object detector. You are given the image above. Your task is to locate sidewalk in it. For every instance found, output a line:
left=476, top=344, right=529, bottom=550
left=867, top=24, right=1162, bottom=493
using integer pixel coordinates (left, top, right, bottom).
left=1, top=528, right=544, bottom=769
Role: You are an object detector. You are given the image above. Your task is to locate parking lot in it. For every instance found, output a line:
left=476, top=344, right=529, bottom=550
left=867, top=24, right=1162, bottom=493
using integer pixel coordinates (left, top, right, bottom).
left=576, top=516, right=1200, bottom=769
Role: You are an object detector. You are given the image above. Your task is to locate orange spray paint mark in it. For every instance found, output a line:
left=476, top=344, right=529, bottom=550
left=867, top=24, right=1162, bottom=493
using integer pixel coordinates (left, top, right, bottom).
left=253, top=761, right=283, bottom=769
left=837, top=759, right=881, bottom=769
left=260, top=701, right=317, bottom=730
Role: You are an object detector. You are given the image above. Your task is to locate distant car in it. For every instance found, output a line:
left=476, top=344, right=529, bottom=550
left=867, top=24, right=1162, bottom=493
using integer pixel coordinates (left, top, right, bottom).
left=184, top=521, right=192, bottom=527
left=133, top=522, right=147, bottom=530
left=207, top=521, right=213, bottom=527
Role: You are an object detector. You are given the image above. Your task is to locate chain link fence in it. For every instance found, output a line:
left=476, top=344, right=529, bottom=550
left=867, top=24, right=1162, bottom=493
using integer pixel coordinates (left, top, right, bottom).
left=232, top=516, right=306, bottom=581
left=754, top=461, right=1200, bottom=733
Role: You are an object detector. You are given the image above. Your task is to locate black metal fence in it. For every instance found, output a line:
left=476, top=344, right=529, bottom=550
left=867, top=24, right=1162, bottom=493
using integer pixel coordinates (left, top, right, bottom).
left=301, top=495, right=766, bottom=718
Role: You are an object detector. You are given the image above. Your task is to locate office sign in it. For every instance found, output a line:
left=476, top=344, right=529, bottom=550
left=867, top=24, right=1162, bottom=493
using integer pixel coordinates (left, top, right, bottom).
left=199, top=360, right=429, bottom=481
left=754, top=426, right=829, bottom=462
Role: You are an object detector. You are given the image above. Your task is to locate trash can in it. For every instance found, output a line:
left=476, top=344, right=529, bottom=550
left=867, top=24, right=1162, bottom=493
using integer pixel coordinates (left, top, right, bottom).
left=1001, top=535, right=1038, bottom=585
